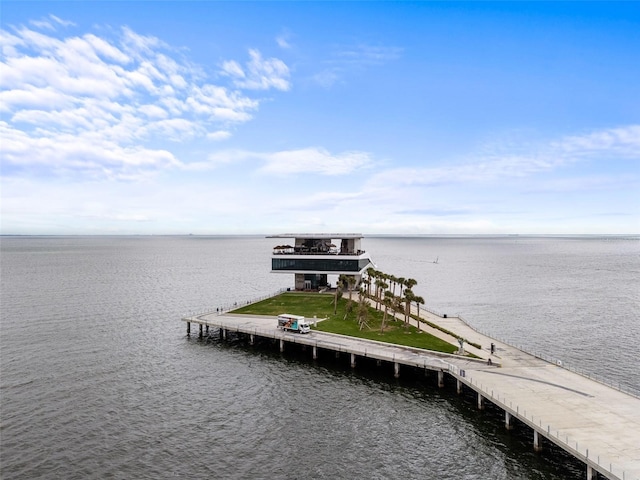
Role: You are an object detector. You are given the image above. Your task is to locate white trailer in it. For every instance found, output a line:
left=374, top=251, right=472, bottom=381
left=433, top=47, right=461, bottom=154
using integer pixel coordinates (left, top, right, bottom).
left=277, top=314, right=311, bottom=334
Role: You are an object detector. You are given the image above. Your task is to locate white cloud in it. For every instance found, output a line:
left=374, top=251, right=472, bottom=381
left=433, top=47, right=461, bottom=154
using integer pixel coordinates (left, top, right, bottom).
left=0, top=121, right=179, bottom=179
left=553, top=125, right=640, bottom=159
left=221, top=49, right=290, bottom=91
left=220, top=60, right=245, bottom=78
left=336, top=44, right=403, bottom=65
left=276, top=31, right=292, bottom=49
left=28, top=15, right=76, bottom=32
left=1, top=22, right=290, bottom=180
left=202, top=149, right=252, bottom=169
left=29, top=19, right=56, bottom=31
left=50, top=15, right=76, bottom=28
left=146, top=118, right=202, bottom=141
left=139, top=104, right=168, bottom=119
left=84, top=33, right=131, bottom=64
left=0, top=86, right=74, bottom=111
left=528, top=174, right=640, bottom=193
left=206, top=130, right=232, bottom=141
left=121, top=26, right=163, bottom=58
left=259, top=147, right=373, bottom=175
left=309, top=43, right=402, bottom=88
left=367, top=125, right=640, bottom=189
left=311, top=70, right=340, bottom=88
left=191, top=147, right=373, bottom=175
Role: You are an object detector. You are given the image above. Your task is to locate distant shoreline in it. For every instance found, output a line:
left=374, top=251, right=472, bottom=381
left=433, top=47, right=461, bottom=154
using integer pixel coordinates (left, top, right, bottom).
left=2, top=233, right=639, bottom=239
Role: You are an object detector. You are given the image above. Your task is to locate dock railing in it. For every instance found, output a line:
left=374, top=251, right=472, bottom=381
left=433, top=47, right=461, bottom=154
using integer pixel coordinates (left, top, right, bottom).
left=447, top=363, right=632, bottom=480
left=182, top=293, right=637, bottom=480
left=182, top=288, right=289, bottom=320
left=454, top=314, right=640, bottom=399
left=185, top=290, right=639, bottom=399
left=401, top=300, right=639, bottom=398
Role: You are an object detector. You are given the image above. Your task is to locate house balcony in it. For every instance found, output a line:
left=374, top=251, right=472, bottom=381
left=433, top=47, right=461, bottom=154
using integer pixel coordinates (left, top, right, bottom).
left=272, top=246, right=366, bottom=256
left=271, top=255, right=372, bottom=273
left=269, top=233, right=372, bottom=277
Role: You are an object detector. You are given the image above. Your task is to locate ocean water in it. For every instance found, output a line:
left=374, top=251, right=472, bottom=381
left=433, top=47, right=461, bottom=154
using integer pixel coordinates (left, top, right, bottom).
left=366, top=235, right=640, bottom=392
left=1, top=235, right=638, bottom=479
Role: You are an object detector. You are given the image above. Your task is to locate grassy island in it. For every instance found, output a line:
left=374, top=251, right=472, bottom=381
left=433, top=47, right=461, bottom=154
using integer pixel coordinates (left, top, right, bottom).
left=231, top=292, right=458, bottom=354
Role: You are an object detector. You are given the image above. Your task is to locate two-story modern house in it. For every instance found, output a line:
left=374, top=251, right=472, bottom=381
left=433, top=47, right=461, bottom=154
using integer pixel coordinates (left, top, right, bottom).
left=268, top=233, right=374, bottom=290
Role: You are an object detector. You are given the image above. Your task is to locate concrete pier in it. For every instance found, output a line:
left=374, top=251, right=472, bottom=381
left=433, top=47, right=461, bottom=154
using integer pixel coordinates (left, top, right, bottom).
left=183, top=312, right=640, bottom=480
left=477, top=392, right=485, bottom=410
left=534, top=430, right=542, bottom=452
left=505, top=411, right=513, bottom=430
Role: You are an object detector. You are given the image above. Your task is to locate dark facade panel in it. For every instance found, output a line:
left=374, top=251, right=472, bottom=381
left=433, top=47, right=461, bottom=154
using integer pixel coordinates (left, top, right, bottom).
left=272, top=258, right=363, bottom=272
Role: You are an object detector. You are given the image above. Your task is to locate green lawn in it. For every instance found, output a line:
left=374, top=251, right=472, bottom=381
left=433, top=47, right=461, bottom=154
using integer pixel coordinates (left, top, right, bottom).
left=232, top=292, right=340, bottom=318
left=231, top=292, right=458, bottom=354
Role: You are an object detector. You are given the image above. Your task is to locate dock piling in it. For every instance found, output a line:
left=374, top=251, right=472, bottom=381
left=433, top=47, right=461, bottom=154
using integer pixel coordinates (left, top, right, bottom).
left=533, top=430, right=542, bottom=452
left=180, top=313, right=640, bottom=480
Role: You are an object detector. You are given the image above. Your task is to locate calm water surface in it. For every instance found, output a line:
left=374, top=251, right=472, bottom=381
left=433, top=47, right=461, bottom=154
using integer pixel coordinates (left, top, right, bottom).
left=1, top=235, right=638, bottom=479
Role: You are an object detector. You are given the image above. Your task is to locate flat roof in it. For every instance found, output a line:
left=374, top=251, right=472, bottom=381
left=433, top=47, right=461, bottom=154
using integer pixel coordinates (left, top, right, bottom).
left=267, top=233, right=364, bottom=239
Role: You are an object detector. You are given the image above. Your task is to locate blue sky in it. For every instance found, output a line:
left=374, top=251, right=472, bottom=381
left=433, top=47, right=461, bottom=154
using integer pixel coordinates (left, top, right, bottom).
left=1, top=1, right=639, bottom=235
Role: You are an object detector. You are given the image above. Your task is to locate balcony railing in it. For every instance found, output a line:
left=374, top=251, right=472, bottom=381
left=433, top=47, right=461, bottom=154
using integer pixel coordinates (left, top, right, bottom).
left=272, top=249, right=366, bottom=256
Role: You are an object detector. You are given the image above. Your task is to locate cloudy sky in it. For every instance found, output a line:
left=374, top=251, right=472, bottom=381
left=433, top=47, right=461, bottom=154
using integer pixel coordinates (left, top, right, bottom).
left=1, top=2, right=639, bottom=235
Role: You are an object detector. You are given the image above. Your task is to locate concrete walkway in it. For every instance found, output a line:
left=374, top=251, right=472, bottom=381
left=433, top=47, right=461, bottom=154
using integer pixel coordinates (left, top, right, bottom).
left=185, top=307, right=640, bottom=480
left=403, top=306, right=640, bottom=480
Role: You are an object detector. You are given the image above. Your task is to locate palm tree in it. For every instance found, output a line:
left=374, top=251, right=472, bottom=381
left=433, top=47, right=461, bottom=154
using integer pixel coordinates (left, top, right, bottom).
left=365, top=267, right=378, bottom=297
left=347, top=275, right=356, bottom=299
left=374, top=277, right=388, bottom=311
left=397, top=277, right=406, bottom=299
left=334, top=275, right=346, bottom=314
left=403, top=278, right=417, bottom=320
left=414, top=294, right=425, bottom=316
left=361, top=276, right=371, bottom=301
left=388, top=274, right=398, bottom=297
left=357, top=292, right=370, bottom=330
left=394, top=296, right=405, bottom=325
left=381, top=290, right=394, bottom=332
left=345, top=275, right=357, bottom=315
left=403, top=288, right=415, bottom=324
left=413, top=295, right=425, bottom=326
left=405, top=278, right=417, bottom=292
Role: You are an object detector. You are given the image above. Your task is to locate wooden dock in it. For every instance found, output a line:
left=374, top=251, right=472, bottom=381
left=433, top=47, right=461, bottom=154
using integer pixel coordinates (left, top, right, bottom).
left=183, top=312, right=640, bottom=480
